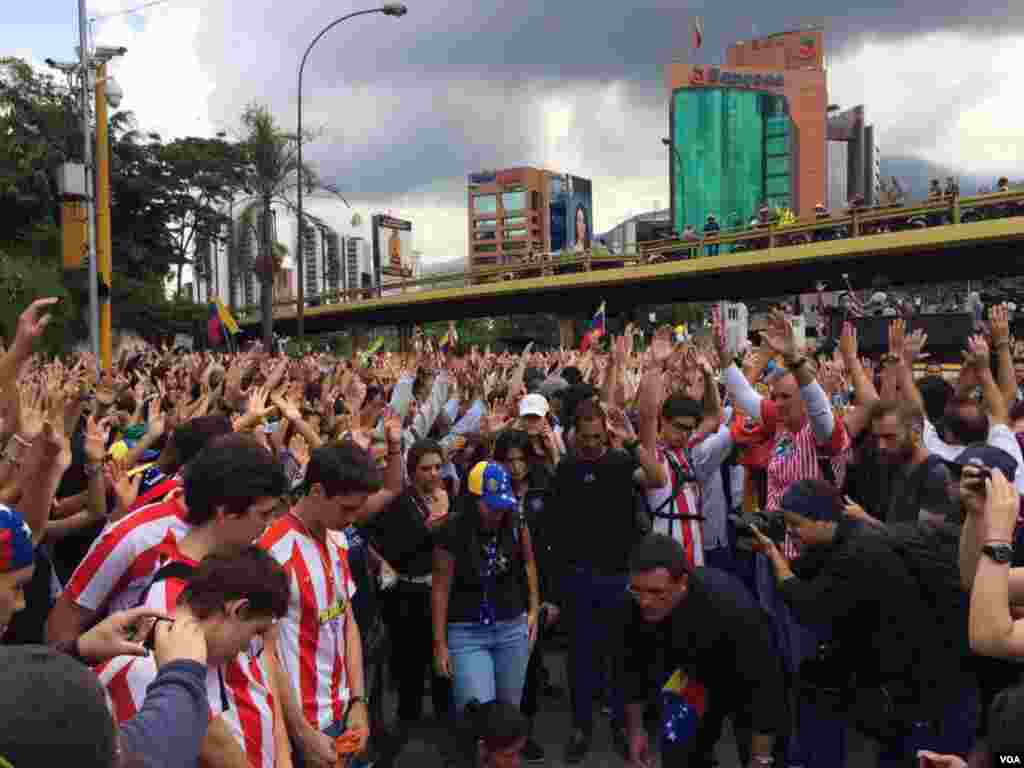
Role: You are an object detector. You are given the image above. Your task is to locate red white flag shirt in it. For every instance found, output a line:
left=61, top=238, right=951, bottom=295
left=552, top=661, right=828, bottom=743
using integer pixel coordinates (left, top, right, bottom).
left=646, top=445, right=704, bottom=568
left=134, top=558, right=282, bottom=768
left=258, top=512, right=357, bottom=731
left=65, top=493, right=191, bottom=615
left=760, top=399, right=851, bottom=559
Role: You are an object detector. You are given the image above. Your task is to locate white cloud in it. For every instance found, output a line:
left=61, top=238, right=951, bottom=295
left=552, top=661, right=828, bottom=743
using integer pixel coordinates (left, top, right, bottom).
left=90, top=0, right=216, bottom=140
left=828, top=31, right=1024, bottom=176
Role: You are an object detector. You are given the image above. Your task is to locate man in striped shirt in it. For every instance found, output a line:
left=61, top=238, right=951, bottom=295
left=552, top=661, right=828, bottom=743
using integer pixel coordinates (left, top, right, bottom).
left=47, top=416, right=233, bottom=645
left=723, top=310, right=852, bottom=558
left=722, top=309, right=853, bottom=768
left=261, top=433, right=402, bottom=768
left=98, top=547, right=291, bottom=768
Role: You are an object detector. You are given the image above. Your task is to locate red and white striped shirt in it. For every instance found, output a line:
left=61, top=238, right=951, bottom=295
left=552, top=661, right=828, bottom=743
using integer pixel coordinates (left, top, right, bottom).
left=134, top=553, right=282, bottom=768
left=761, top=400, right=851, bottom=558
left=96, top=652, right=279, bottom=768
left=65, top=493, right=191, bottom=615
left=259, top=512, right=357, bottom=731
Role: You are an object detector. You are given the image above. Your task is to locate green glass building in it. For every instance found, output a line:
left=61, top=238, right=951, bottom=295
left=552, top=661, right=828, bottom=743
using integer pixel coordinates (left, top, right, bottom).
left=670, top=88, right=793, bottom=238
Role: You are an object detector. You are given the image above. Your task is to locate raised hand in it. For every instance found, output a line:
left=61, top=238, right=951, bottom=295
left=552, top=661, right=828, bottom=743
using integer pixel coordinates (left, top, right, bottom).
left=83, top=414, right=111, bottom=464
left=13, top=297, right=59, bottom=354
left=762, top=309, right=798, bottom=361
left=905, top=328, right=929, bottom=364
left=964, top=334, right=991, bottom=371
left=887, top=317, right=907, bottom=362
left=839, top=322, right=859, bottom=362
left=989, top=303, right=1011, bottom=347
left=18, top=382, right=46, bottom=440
left=105, top=459, right=142, bottom=513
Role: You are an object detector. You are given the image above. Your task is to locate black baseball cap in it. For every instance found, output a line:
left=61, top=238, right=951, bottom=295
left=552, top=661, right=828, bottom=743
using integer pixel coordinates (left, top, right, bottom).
left=944, top=443, right=1018, bottom=482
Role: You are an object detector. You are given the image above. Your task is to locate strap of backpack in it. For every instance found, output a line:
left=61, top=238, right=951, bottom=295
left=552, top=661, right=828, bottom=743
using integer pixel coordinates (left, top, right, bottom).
left=136, top=560, right=197, bottom=609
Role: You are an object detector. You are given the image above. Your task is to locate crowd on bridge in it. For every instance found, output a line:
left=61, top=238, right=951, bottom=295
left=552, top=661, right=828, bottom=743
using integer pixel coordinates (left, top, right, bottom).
left=657, top=177, right=1024, bottom=262
left=7, top=288, right=1024, bottom=768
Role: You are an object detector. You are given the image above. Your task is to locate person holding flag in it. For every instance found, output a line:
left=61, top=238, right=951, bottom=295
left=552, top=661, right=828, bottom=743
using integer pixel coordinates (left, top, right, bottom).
left=580, top=302, right=606, bottom=353
left=440, top=321, right=459, bottom=356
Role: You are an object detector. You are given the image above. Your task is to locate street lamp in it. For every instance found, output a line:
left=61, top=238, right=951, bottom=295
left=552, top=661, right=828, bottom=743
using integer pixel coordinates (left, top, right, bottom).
left=662, top=138, right=684, bottom=235
left=295, top=4, right=408, bottom=341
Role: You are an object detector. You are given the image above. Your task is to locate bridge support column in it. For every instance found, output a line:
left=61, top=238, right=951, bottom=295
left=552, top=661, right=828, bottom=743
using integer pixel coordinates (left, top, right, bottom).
left=351, top=326, right=370, bottom=357
left=396, top=324, right=414, bottom=355
left=558, top=316, right=576, bottom=349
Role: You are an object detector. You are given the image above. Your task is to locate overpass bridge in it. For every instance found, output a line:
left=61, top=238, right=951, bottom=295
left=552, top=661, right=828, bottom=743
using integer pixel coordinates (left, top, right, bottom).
left=238, top=191, right=1024, bottom=336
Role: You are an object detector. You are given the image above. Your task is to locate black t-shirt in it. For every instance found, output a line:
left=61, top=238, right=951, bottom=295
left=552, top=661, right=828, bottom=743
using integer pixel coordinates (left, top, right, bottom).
left=883, top=455, right=957, bottom=525
left=437, top=506, right=527, bottom=624
left=548, top=449, right=640, bottom=573
left=362, top=490, right=437, bottom=579
left=617, top=567, right=786, bottom=737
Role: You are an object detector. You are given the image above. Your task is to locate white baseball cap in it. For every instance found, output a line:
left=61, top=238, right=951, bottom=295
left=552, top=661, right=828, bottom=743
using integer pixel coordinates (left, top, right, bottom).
left=519, top=393, right=550, bottom=419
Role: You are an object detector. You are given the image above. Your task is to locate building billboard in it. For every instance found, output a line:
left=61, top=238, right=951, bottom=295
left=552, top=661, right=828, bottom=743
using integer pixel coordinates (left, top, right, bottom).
left=371, top=214, right=413, bottom=280
left=548, top=174, right=593, bottom=253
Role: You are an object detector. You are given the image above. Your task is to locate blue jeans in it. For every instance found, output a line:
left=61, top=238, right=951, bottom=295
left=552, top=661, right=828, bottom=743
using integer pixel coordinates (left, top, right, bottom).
left=876, top=686, right=979, bottom=767
left=292, top=718, right=373, bottom=768
left=448, top=615, right=530, bottom=715
left=563, top=566, right=628, bottom=736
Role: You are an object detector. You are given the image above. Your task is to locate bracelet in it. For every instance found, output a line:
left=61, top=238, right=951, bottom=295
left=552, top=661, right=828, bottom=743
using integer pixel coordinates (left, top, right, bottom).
left=751, top=757, right=775, bottom=767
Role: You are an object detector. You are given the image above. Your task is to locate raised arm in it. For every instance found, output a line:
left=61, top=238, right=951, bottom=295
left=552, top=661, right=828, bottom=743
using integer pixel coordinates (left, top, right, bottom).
left=989, top=304, right=1018, bottom=407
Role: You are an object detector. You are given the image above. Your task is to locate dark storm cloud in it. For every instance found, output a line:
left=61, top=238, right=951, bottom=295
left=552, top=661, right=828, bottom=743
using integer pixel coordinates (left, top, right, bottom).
left=194, top=0, right=1020, bottom=199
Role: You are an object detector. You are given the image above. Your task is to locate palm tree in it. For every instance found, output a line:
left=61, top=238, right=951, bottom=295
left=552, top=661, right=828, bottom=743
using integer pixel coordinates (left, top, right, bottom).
left=238, top=104, right=315, bottom=348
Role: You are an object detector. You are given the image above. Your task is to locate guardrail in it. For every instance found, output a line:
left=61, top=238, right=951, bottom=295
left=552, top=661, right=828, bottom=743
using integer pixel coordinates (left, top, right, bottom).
left=235, top=189, right=1024, bottom=323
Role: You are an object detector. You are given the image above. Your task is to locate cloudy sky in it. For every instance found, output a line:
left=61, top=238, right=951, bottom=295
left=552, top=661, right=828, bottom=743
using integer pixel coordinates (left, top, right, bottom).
left=7, top=0, right=1024, bottom=268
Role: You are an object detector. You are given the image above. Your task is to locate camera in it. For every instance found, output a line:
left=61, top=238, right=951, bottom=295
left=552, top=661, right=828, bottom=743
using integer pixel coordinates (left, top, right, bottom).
left=729, top=511, right=787, bottom=544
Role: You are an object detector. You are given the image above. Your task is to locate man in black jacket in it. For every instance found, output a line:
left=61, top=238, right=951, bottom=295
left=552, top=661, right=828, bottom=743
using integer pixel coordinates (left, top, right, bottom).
left=618, top=534, right=786, bottom=768
left=754, top=479, right=977, bottom=765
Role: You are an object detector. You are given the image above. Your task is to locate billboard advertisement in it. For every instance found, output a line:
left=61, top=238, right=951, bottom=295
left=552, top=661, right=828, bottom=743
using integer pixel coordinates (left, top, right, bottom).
left=548, top=174, right=593, bottom=253
left=371, top=214, right=413, bottom=281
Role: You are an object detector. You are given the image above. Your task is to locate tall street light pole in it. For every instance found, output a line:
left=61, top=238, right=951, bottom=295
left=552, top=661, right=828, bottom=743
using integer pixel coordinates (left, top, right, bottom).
left=93, top=47, right=126, bottom=371
left=295, top=3, right=408, bottom=342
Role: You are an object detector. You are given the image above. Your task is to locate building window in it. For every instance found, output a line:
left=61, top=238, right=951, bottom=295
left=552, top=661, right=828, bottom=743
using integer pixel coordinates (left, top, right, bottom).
left=504, top=241, right=527, bottom=250
left=531, top=191, right=540, bottom=210
left=474, top=230, right=496, bottom=241
left=475, top=244, right=498, bottom=253
left=501, top=191, right=527, bottom=211
left=503, top=228, right=528, bottom=240
left=474, top=194, right=498, bottom=214
left=503, top=216, right=527, bottom=227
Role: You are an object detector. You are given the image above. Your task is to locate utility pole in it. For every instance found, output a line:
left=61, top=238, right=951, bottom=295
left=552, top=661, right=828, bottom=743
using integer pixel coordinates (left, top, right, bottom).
left=78, top=0, right=100, bottom=369
left=95, top=59, right=112, bottom=371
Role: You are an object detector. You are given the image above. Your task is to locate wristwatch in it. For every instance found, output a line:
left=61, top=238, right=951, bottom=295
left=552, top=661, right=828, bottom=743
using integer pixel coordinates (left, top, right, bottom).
left=982, top=542, right=1014, bottom=564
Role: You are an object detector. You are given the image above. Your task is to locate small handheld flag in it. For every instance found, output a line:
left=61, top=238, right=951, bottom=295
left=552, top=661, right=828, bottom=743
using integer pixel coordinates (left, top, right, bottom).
left=580, top=301, right=606, bottom=353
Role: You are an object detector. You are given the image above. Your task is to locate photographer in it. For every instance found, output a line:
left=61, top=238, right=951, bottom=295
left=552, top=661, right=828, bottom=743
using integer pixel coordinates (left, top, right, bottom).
left=752, top=480, right=974, bottom=765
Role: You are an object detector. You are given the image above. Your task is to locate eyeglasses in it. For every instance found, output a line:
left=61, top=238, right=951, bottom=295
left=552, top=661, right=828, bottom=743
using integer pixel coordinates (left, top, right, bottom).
left=626, top=585, right=675, bottom=601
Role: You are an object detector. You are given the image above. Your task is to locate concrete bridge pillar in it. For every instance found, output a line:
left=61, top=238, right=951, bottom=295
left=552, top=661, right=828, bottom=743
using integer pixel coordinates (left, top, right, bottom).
left=396, top=324, right=414, bottom=355
left=558, top=316, right=576, bottom=349
left=351, top=326, right=370, bottom=357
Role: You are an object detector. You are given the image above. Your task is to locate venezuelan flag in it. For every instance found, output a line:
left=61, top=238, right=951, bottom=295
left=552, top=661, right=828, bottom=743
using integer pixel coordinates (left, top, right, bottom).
left=580, top=301, right=606, bottom=352
left=207, top=302, right=224, bottom=347
left=215, top=298, right=240, bottom=336
left=439, top=325, right=458, bottom=355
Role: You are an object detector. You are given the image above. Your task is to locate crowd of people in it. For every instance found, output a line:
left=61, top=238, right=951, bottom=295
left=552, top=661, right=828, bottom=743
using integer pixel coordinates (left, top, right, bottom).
left=5, top=293, right=1024, bottom=768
